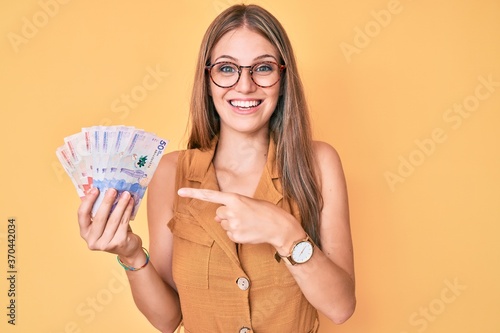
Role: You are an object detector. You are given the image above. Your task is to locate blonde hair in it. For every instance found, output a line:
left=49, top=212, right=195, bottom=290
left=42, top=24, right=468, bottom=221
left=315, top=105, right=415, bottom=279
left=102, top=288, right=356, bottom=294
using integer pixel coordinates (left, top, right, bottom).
left=188, top=4, right=323, bottom=247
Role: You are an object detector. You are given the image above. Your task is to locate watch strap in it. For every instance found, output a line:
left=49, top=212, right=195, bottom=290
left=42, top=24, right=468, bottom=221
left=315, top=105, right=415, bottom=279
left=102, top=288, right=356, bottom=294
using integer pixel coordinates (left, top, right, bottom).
left=274, top=251, right=297, bottom=265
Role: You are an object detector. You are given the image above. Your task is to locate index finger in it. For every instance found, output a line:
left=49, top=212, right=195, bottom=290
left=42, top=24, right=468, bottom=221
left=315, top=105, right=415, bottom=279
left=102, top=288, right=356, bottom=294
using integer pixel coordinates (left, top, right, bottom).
left=177, top=187, right=231, bottom=205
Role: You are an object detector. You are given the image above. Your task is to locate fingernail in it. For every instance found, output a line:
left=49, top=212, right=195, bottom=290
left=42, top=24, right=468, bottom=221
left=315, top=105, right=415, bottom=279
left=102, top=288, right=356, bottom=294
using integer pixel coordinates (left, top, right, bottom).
left=177, top=188, right=187, bottom=196
left=121, top=191, right=130, bottom=200
left=89, top=188, right=98, bottom=195
left=106, top=188, right=116, bottom=196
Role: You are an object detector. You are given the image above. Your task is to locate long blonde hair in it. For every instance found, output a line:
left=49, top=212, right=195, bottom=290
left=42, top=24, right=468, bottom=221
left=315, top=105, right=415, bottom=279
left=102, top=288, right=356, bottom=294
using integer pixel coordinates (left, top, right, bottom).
left=188, top=4, right=323, bottom=247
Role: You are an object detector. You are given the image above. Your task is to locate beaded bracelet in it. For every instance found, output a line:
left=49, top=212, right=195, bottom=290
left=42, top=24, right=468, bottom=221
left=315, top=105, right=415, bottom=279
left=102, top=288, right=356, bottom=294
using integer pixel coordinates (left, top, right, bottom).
left=117, top=247, right=150, bottom=271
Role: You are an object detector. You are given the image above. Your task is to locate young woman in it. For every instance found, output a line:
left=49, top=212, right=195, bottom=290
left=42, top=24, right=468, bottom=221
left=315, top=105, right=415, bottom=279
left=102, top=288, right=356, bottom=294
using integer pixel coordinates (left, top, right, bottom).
left=77, top=4, right=355, bottom=332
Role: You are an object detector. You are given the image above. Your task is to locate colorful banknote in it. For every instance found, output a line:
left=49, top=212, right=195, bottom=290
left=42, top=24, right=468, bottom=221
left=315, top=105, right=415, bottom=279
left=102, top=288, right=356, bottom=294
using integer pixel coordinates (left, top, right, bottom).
left=56, top=126, right=168, bottom=219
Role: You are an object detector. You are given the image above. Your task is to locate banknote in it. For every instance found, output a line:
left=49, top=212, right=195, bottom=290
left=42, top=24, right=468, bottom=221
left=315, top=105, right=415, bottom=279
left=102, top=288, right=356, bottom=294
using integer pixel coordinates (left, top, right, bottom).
left=56, top=125, right=168, bottom=219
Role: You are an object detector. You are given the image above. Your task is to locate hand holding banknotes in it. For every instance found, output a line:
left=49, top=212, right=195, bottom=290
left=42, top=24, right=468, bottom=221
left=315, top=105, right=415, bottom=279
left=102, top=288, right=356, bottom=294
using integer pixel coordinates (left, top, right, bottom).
left=57, top=125, right=168, bottom=262
left=77, top=187, right=145, bottom=262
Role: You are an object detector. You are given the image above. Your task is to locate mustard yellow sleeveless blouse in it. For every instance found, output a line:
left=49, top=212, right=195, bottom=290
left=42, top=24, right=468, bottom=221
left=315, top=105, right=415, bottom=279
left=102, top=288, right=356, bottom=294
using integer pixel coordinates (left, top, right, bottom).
left=168, top=137, right=319, bottom=333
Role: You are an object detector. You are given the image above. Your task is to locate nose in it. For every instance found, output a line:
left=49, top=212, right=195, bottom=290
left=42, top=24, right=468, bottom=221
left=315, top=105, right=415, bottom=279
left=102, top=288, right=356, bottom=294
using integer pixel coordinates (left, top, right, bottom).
left=235, top=67, right=257, bottom=93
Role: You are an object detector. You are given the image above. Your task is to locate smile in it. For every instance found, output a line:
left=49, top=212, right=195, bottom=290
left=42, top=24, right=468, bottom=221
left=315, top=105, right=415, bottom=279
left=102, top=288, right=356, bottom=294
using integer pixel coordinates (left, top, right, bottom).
left=229, top=100, right=262, bottom=109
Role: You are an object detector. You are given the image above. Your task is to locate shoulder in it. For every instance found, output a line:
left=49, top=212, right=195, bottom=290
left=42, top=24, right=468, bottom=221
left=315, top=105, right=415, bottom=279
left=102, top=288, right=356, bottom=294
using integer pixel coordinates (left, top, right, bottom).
left=152, top=149, right=187, bottom=179
left=148, top=150, right=182, bottom=203
left=312, top=140, right=344, bottom=173
left=156, top=150, right=181, bottom=173
left=311, top=140, right=348, bottom=202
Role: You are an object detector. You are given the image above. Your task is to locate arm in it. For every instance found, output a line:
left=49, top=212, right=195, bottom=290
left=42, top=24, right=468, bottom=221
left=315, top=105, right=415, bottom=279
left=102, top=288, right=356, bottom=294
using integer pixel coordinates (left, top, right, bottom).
left=126, top=150, right=182, bottom=331
left=273, top=141, right=356, bottom=324
left=77, top=151, right=182, bottom=332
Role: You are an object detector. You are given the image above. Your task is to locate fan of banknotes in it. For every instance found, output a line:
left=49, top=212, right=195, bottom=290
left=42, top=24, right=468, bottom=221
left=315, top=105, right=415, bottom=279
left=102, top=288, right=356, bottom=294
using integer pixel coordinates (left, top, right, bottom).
left=56, top=125, right=168, bottom=219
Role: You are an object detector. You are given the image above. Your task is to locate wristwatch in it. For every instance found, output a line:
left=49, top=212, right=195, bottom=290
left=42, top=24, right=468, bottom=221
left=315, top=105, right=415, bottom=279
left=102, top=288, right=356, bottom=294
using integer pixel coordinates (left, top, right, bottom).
left=274, top=235, right=314, bottom=266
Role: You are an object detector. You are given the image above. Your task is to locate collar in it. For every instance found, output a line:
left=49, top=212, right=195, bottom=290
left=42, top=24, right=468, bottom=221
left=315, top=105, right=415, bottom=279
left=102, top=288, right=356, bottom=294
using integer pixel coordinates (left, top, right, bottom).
left=186, top=135, right=280, bottom=184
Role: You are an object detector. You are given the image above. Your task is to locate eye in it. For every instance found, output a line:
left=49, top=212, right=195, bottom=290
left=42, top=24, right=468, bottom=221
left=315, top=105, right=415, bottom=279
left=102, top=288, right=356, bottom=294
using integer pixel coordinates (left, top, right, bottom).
left=216, top=63, right=238, bottom=74
left=254, top=63, right=274, bottom=73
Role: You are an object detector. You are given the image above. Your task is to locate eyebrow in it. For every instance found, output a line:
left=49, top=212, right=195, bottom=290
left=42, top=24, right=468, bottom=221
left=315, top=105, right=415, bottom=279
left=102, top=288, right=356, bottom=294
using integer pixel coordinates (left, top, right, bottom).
left=213, top=54, right=279, bottom=63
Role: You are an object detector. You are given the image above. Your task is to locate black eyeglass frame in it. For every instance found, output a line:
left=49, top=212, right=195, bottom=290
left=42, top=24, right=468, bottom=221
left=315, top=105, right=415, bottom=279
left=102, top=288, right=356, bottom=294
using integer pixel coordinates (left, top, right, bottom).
left=205, top=61, right=286, bottom=88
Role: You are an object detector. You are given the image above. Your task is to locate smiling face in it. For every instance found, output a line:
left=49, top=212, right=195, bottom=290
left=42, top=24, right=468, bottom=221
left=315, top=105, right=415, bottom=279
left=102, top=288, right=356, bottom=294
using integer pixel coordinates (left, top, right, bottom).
left=209, top=27, right=282, bottom=137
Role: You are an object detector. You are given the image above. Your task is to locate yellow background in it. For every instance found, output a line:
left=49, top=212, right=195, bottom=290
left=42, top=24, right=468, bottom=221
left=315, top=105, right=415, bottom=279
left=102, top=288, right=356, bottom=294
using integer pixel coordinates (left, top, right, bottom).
left=1, top=0, right=499, bottom=332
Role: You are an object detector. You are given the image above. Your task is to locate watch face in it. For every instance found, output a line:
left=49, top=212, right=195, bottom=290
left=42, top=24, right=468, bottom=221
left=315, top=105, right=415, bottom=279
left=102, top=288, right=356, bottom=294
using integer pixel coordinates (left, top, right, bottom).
left=291, top=241, right=314, bottom=264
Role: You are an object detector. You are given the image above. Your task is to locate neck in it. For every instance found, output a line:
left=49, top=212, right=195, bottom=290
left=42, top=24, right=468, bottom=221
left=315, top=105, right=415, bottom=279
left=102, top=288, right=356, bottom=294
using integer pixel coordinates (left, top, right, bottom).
left=214, top=128, right=270, bottom=176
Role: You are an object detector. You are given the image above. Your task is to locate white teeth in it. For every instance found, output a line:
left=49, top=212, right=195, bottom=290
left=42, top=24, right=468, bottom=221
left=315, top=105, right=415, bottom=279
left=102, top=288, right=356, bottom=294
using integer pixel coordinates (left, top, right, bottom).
left=230, top=100, right=261, bottom=108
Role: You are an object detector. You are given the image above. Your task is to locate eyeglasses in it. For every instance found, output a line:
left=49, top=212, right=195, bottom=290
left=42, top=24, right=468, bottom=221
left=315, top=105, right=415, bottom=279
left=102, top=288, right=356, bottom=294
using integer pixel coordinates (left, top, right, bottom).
left=206, top=61, right=286, bottom=88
